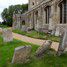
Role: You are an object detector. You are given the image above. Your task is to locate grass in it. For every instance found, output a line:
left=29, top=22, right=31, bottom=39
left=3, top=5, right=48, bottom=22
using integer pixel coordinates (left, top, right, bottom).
left=13, top=29, right=60, bottom=42
left=0, top=24, right=8, bottom=28
left=0, top=35, right=67, bottom=67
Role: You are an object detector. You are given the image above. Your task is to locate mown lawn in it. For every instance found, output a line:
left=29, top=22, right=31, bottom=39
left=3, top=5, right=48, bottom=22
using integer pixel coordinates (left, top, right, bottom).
left=0, top=34, right=67, bottom=67
left=13, top=29, right=60, bottom=42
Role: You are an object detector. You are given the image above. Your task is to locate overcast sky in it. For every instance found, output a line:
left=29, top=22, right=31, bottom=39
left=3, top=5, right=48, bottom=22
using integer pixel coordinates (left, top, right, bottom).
left=0, top=0, right=28, bottom=22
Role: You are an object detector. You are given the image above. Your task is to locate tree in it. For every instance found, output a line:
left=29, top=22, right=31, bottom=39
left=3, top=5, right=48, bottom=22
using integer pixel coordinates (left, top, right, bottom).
left=1, top=4, right=28, bottom=26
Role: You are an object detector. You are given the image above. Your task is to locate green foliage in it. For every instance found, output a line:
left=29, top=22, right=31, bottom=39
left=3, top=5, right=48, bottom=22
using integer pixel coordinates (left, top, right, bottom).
left=13, top=30, right=60, bottom=42
left=0, top=24, right=8, bottom=28
left=0, top=35, right=67, bottom=67
left=0, top=35, right=39, bottom=67
left=1, top=4, right=28, bottom=26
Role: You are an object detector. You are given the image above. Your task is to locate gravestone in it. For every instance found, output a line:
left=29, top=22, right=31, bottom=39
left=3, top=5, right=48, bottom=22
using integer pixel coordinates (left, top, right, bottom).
left=2, top=28, right=13, bottom=42
left=55, top=27, right=60, bottom=36
left=35, top=40, right=52, bottom=58
left=21, top=25, right=27, bottom=32
left=57, top=30, right=67, bottom=56
left=51, top=28, right=56, bottom=35
left=12, top=45, right=32, bottom=64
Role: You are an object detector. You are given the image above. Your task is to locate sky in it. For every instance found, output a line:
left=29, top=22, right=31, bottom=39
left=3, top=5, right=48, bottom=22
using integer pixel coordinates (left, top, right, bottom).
left=0, top=0, right=28, bottom=22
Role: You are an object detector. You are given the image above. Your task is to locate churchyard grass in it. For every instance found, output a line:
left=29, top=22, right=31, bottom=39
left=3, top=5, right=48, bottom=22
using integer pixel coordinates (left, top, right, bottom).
left=0, top=35, right=67, bottom=67
left=0, top=35, right=38, bottom=67
left=13, top=29, right=60, bottom=42
left=0, top=24, right=8, bottom=28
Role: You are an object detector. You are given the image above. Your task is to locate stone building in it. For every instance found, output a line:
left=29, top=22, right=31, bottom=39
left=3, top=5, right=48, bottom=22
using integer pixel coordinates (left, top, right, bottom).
left=13, top=0, right=67, bottom=36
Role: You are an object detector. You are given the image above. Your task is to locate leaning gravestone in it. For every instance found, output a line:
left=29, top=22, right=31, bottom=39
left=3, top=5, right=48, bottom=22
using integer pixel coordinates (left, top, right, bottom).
left=35, top=40, right=52, bottom=58
left=2, top=28, right=13, bottom=42
left=12, top=45, right=32, bottom=64
left=57, top=30, right=67, bottom=56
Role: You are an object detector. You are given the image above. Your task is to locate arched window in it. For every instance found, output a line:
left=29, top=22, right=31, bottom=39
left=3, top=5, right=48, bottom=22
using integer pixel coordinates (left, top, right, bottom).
left=35, top=11, right=38, bottom=17
left=22, top=20, right=25, bottom=25
left=59, top=0, right=66, bottom=24
left=44, top=6, right=51, bottom=24
left=35, top=11, right=38, bottom=24
left=32, top=2, right=34, bottom=5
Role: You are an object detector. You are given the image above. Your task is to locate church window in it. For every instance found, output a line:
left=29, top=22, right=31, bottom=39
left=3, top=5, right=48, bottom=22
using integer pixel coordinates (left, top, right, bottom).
left=32, top=2, right=34, bottom=5
left=22, top=20, right=25, bottom=25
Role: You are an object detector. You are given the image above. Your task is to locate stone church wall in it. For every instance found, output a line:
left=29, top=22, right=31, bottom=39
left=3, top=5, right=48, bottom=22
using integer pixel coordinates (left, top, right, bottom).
left=13, top=0, right=67, bottom=35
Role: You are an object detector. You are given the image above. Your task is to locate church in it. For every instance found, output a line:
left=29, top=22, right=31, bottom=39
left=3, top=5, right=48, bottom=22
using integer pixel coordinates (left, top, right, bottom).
left=13, top=0, right=67, bottom=36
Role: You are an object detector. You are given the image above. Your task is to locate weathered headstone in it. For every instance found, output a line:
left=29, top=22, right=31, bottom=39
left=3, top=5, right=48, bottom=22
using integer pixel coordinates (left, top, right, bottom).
left=21, top=25, right=27, bottom=32
left=57, top=30, right=67, bottom=56
left=2, top=28, right=13, bottom=42
left=12, top=45, right=32, bottom=64
left=55, top=27, right=60, bottom=36
left=51, top=28, right=56, bottom=35
left=35, top=40, right=52, bottom=58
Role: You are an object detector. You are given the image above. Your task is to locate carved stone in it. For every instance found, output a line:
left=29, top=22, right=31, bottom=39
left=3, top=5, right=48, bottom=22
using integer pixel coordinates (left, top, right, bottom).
left=2, top=28, right=13, bottom=42
left=35, top=40, right=52, bottom=58
left=12, top=45, right=32, bottom=64
left=57, top=30, right=67, bottom=56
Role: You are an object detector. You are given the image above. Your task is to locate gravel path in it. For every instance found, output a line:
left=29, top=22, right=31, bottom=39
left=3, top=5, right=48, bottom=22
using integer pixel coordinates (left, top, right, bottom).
left=13, top=33, right=59, bottom=51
